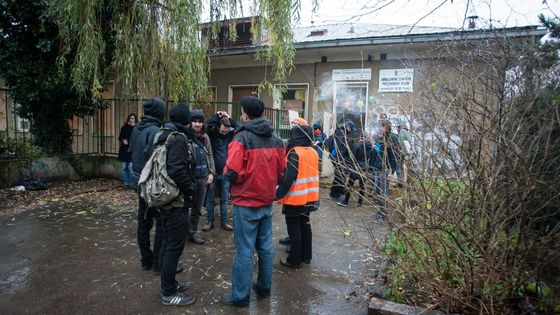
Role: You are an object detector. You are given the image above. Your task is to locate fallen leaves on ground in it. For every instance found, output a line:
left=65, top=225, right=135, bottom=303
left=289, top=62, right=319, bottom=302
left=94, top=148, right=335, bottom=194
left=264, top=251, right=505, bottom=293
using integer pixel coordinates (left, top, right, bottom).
left=0, top=178, right=136, bottom=216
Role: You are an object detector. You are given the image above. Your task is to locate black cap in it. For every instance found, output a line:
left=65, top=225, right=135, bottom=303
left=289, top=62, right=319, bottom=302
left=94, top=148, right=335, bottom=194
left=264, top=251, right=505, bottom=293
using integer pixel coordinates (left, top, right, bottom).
left=190, top=109, right=204, bottom=123
left=143, top=98, right=166, bottom=121
left=240, top=96, right=265, bottom=118
left=169, top=102, right=191, bottom=125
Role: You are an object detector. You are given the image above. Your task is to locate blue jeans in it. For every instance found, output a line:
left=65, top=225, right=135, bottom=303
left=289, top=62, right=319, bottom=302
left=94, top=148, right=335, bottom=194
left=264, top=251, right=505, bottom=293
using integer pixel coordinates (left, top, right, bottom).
left=229, top=205, right=274, bottom=305
left=120, top=161, right=133, bottom=186
left=205, top=174, right=230, bottom=225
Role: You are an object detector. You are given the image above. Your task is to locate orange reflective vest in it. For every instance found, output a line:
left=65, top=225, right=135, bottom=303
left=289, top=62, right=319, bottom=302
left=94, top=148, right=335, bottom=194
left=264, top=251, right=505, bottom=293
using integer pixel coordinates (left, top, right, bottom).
left=278, top=146, right=320, bottom=206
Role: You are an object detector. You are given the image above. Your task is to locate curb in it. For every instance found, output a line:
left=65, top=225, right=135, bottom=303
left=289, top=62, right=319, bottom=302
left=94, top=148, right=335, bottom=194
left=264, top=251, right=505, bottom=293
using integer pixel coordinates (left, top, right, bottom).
left=368, top=297, right=447, bottom=315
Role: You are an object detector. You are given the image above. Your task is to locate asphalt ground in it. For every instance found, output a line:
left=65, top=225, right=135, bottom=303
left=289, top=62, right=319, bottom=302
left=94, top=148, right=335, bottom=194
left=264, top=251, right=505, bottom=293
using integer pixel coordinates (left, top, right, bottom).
left=0, top=179, right=387, bottom=314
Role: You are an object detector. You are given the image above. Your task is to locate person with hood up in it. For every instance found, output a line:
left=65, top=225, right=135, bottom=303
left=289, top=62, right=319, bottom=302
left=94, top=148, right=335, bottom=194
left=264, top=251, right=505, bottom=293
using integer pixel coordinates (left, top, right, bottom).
left=278, top=117, right=308, bottom=246
left=222, top=96, right=285, bottom=308
left=276, top=118, right=319, bottom=268
left=327, top=120, right=357, bottom=202
left=129, top=98, right=167, bottom=274
left=337, top=134, right=372, bottom=207
left=312, top=121, right=327, bottom=165
left=152, top=102, right=197, bottom=306
left=186, top=109, right=216, bottom=245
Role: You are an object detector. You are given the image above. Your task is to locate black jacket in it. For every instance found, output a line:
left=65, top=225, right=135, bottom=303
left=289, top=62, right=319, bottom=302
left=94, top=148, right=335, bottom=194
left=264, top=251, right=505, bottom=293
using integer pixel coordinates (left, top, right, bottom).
left=326, top=125, right=355, bottom=164
left=154, top=122, right=197, bottom=196
left=276, top=125, right=319, bottom=216
left=129, top=115, right=162, bottom=172
left=118, top=123, right=134, bottom=162
left=206, top=114, right=237, bottom=175
left=351, top=140, right=373, bottom=172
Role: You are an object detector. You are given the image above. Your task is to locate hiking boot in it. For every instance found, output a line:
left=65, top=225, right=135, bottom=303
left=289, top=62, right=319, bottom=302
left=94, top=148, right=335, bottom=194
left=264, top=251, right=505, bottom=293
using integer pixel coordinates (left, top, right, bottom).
left=337, top=200, right=349, bottom=207
left=189, top=234, right=205, bottom=245
left=280, top=257, right=301, bottom=269
left=221, top=223, right=233, bottom=231
left=202, top=221, right=214, bottom=232
left=161, top=293, right=195, bottom=306
left=278, top=236, right=290, bottom=245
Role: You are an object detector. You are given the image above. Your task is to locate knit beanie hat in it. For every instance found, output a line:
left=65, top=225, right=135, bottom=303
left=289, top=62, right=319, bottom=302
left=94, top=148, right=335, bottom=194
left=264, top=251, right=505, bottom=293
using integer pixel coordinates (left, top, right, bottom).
left=143, top=97, right=166, bottom=121
left=169, top=102, right=191, bottom=125
left=292, top=118, right=309, bottom=126
left=190, top=109, right=205, bottom=123
left=240, top=96, right=265, bottom=118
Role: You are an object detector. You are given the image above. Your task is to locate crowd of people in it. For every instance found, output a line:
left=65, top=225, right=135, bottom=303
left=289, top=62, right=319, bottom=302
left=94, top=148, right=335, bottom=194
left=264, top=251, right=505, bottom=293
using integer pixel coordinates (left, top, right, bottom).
left=125, top=96, right=320, bottom=307
left=324, top=113, right=411, bottom=221
left=124, top=96, right=409, bottom=307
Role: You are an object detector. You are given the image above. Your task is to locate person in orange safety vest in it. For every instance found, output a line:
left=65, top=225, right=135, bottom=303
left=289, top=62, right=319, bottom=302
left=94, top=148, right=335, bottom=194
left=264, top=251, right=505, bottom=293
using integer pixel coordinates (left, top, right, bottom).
left=275, top=119, right=320, bottom=268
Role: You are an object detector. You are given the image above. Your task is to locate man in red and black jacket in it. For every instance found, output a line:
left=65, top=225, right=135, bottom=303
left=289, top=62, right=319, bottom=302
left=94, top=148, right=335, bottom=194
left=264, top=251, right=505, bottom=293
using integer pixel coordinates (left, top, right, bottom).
left=222, top=96, right=285, bottom=308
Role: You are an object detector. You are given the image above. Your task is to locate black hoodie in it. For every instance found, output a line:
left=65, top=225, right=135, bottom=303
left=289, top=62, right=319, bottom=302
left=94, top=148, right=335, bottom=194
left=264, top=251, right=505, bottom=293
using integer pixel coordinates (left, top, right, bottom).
left=129, top=99, right=166, bottom=172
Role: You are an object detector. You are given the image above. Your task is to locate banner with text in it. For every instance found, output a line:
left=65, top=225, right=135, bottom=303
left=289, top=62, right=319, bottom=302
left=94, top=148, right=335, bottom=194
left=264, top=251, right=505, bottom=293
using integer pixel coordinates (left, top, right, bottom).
left=378, top=69, right=414, bottom=93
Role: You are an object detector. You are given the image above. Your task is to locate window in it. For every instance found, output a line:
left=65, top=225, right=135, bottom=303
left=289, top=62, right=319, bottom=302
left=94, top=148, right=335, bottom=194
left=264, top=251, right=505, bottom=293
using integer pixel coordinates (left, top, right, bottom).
left=13, top=103, right=30, bottom=132
left=17, top=116, right=30, bottom=132
left=273, top=84, right=309, bottom=117
left=204, top=20, right=254, bottom=50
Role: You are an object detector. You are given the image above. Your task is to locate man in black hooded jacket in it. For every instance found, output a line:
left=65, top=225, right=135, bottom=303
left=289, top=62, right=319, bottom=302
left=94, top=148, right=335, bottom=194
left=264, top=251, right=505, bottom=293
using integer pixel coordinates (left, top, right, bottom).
left=153, top=102, right=197, bottom=306
left=129, top=98, right=166, bottom=273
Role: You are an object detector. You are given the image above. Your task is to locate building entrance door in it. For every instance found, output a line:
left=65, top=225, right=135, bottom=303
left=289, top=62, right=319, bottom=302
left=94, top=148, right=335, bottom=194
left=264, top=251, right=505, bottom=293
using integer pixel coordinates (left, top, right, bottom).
left=231, top=86, right=258, bottom=120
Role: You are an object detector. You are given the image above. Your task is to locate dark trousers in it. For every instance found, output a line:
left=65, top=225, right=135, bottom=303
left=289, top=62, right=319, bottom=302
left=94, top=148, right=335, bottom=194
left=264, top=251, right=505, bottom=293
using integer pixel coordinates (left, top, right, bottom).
left=137, top=195, right=162, bottom=269
left=330, top=159, right=346, bottom=198
left=189, top=178, right=208, bottom=236
left=344, top=172, right=365, bottom=205
left=159, top=209, right=189, bottom=296
left=285, top=213, right=312, bottom=265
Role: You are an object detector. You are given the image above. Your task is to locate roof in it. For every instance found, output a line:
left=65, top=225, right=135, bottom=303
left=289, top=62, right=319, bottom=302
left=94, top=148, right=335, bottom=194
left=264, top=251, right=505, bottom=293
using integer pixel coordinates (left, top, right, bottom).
left=293, top=23, right=457, bottom=43
left=209, top=21, right=546, bottom=56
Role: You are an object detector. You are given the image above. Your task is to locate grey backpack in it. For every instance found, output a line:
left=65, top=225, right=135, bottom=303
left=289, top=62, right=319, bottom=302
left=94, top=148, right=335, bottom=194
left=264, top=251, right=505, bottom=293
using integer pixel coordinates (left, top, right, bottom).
left=138, top=131, right=187, bottom=208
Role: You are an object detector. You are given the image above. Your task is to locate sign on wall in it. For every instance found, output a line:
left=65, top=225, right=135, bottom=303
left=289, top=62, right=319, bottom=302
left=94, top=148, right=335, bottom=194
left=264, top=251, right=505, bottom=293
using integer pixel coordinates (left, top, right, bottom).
left=333, top=69, right=372, bottom=81
left=378, top=68, right=414, bottom=92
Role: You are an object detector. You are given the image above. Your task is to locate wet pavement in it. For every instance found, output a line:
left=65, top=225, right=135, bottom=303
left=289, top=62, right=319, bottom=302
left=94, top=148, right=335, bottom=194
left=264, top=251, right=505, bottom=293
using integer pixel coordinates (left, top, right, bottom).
left=0, top=181, right=387, bottom=314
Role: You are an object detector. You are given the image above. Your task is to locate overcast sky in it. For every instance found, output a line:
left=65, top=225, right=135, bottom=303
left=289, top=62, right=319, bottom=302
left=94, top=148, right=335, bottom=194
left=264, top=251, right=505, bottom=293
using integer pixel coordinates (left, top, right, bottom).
left=295, top=0, right=559, bottom=28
